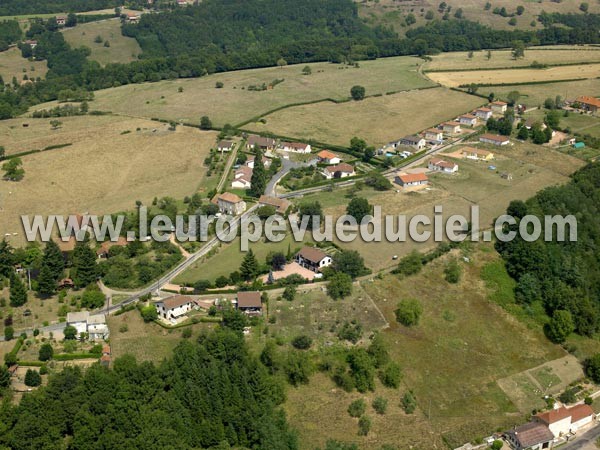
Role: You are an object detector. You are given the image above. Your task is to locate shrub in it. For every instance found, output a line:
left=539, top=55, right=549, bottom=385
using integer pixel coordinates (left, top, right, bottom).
left=379, top=362, right=402, bottom=388
left=182, top=327, right=192, bottom=338
left=140, top=305, right=158, bottom=322
left=24, top=369, right=41, bottom=387
left=291, top=335, right=312, bottom=350
left=444, top=259, right=461, bottom=283
left=38, top=343, right=54, bottom=361
left=348, top=399, right=366, bottom=418
left=401, top=391, right=417, bottom=414
left=282, top=285, right=296, bottom=301
left=372, top=396, right=388, bottom=414
left=396, top=251, right=422, bottom=276
left=395, top=299, right=423, bottom=326
left=357, top=415, right=371, bottom=436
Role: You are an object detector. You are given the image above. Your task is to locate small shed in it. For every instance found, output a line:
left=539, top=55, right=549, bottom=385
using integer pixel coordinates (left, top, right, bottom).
left=573, top=142, right=586, bottom=149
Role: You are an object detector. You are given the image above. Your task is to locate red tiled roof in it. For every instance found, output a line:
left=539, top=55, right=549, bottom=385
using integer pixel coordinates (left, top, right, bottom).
left=317, top=150, right=338, bottom=160
left=296, top=246, right=328, bottom=264
left=237, top=291, right=262, bottom=308
left=577, top=96, right=600, bottom=108
left=569, top=404, right=594, bottom=423
left=216, top=192, right=243, bottom=204
left=325, top=163, right=354, bottom=174
left=159, top=295, right=193, bottom=310
left=398, top=172, right=428, bottom=183
left=480, top=133, right=509, bottom=142
left=430, top=158, right=457, bottom=169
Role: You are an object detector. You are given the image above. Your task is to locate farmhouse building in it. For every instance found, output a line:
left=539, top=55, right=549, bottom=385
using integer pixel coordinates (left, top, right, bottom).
left=258, top=195, right=291, bottom=214
left=212, top=192, right=247, bottom=215
left=232, top=166, right=253, bottom=189
left=155, top=295, right=195, bottom=323
left=480, top=133, right=510, bottom=146
left=66, top=311, right=109, bottom=341
left=504, top=422, right=554, bottom=450
left=96, top=236, right=128, bottom=258
left=425, top=128, right=444, bottom=144
left=575, top=96, right=600, bottom=113
left=127, top=13, right=140, bottom=22
left=458, top=114, right=478, bottom=127
left=317, top=150, right=342, bottom=165
left=474, top=108, right=493, bottom=121
left=428, top=158, right=458, bottom=173
left=322, top=163, right=355, bottom=179
left=395, top=172, right=429, bottom=189
left=399, top=135, right=426, bottom=150
left=246, top=135, right=276, bottom=150
left=461, top=147, right=494, bottom=161
left=534, top=404, right=595, bottom=438
left=442, top=122, right=461, bottom=134
left=24, top=39, right=37, bottom=49
left=280, top=142, right=311, bottom=153
left=236, top=291, right=263, bottom=316
left=295, top=247, right=333, bottom=272
left=217, top=140, right=234, bottom=152
left=55, top=16, right=67, bottom=26
left=524, top=119, right=547, bottom=131
left=491, top=101, right=508, bottom=114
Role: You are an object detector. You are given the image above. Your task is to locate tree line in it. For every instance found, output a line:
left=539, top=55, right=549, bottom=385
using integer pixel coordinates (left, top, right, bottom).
left=0, top=0, right=122, bottom=15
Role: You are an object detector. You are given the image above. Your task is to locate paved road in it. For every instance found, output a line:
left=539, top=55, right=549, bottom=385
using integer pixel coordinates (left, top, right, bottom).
left=265, top=157, right=317, bottom=196
left=561, top=425, right=600, bottom=449
left=216, top=144, right=239, bottom=192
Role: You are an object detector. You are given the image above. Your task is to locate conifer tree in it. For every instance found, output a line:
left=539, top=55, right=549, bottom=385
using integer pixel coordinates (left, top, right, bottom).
left=249, top=149, right=267, bottom=197
left=42, top=240, right=64, bottom=281
left=72, top=239, right=97, bottom=288
left=37, top=263, right=57, bottom=297
left=240, top=249, right=259, bottom=281
left=0, top=239, right=14, bottom=278
left=9, top=272, right=27, bottom=307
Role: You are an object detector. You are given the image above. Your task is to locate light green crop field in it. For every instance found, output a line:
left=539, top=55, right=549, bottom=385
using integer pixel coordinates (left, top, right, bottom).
left=0, top=46, right=48, bottom=85
left=426, top=46, right=600, bottom=71
left=62, top=18, right=142, bottom=65
left=245, top=87, right=484, bottom=147
left=31, top=56, right=434, bottom=127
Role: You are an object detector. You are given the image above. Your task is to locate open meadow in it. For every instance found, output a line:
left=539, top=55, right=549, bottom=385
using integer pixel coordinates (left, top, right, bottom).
left=427, top=63, right=600, bottom=88
left=283, top=246, right=574, bottom=449
left=34, top=56, right=434, bottom=127
left=0, top=47, right=48, bottom=85
left=62, top=18, right=142, bottom=65
left=0, top=115, right=216, bottom=242
left=246, top=87, right=484, bottom=147
left=426, top=46, right=600, bottom=71
left=358, top=0, right=600, bottom=33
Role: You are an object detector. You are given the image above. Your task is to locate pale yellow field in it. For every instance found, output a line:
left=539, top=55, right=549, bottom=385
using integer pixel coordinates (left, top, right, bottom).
left=31, top=56, right=433, bottom=127
left=426, top=46, right=600, bottom=71
left=428, top=63, right=600, bottom=88
left=0, top=115, right=216, bottom=241
left=62, top=18, right=142, bottom=65
left=246, top=87, right=484, bottom=147
left=0, top=47, right=48, bottom=85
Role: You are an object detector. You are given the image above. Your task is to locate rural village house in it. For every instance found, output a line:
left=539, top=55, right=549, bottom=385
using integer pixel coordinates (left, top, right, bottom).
left=428, top=158, right=458, bottom=174
left=474, top=108, right=493, bottom=121
left=23, top=39, right=37, bottom=49
left=317, top=150, right=342, bottom=165
left=458, top=114, right=478, bottom=127
left=491, top=101, right=508, bottom=114
left=55, top=16, right=67, bottom=26
left=236, top=291, right=263, bottom=316
left=211, top=192, right=247, bottom=215
left=232, top=166, right=253, bottom=189
left=295, top=247, right=333, bottom=272
left=442, top=121, right=461, bottom=135
left=155, top=295, right=195, bottom=323
left=534, top=404, right=595, bottom=438
left=480, top=133, right=510, bottom=146
left=258, top=195, right=291, bottom=214
left=127, top=13, right=140, bottom=22
left=504, top=421, right=554, bottom=450
left=322, top=163, right=355, bottom=179
left=399, top=135, right=426, bottom=150
left=279, top=142, right=311, bottom=153
left=96, top=236, right=128, bottom=259
left=246, top=135, right=276, bottom=151
left=246, top=155, right=271, bottom=169
left=66, top=311, right=109, bottom=341
left=425, top=128, right=444, bottom=144
left=575, top=96, right=600, bottom=113
left=461, top=147, right=494, bottom=161
left=217, top=140, right=234, bottom=152
left=395, top=172, right=429, bottom=189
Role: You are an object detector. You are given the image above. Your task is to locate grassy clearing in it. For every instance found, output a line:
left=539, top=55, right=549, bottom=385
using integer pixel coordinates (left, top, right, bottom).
left=478, top=78, right=600, bottom=109
left=426, top=46, right=600, bottom=71
left=428, top=63, right=600, bottom=88
left=32, top=56, right=433, bottom=127
left=173, top=231, right=315, bottom=285
left=107, top=308, right=216, bottom=363
left=247, top=87, right=484, bottom=147
left=283, top=246, right=565, bottom=449
left=0, top=47, right=48, bottom=85
left=62, top=19, right=142, bottom=65
left=0, top=115, right=216, bottom=244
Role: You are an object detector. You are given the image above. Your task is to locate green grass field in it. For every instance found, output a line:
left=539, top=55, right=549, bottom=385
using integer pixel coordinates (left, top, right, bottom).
left=62, top=18, right=142, bottom=65
left=31, top=56, right=434, bottom=127
left=246, top=87, right=484, bottom=147
left=283, top=246, right=570, bottom=449
left=0, top=47, right=48, bottom=85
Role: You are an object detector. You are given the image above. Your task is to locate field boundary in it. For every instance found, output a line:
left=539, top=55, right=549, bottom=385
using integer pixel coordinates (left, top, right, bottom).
left=424, top=61, right=600, bottom=74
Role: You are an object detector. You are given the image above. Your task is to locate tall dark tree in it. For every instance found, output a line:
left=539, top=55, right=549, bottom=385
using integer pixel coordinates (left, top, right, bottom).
left=9, top=272, right=27, bottom=307
left=240, top=249, right=259, bottom=281
left=72, top=239, right=97, bottom=287
left=0, top=239, right=14, bottom=278
left=37, top=263, right=57, bottom=296
left=42, top=240, right=64, bottom=281
left=249, top=149, right=267, bottom=197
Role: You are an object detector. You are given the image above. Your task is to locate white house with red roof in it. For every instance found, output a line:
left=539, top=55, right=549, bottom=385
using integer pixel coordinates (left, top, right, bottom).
left=428, top=158, right=458, bottom=174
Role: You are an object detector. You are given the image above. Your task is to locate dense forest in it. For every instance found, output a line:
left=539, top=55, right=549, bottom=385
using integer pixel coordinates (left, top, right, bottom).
left=0, top=20, right=21, bottom=51
left=0, top=328, right=298, bottom=450
left=0, top=0, right=122, bottom=15
left=496, top=162, right=600, bottom=340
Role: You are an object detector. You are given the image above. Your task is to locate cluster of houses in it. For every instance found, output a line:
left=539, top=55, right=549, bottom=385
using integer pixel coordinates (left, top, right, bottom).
left=380, top=101, right=510, bottom=155
left=504, top=404, right=595, bottom=450
left=231, top=154, right=272, bottom=189
left=218, top=135, right=311, bottom=154
left=316, top=150, right=355, bottom=179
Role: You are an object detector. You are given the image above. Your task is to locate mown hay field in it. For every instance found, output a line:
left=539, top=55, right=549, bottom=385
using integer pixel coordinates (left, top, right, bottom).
left=0, top=46, right=47, bottom=85
left=246, top=87, right=484, bottom=147
left=32, top=56, right=434, bottom=127
left=0, top=115, right=216, bottom=243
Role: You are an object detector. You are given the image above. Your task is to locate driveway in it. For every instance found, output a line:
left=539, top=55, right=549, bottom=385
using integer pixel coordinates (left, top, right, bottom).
left=265, top=157, right=317, bottom=197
